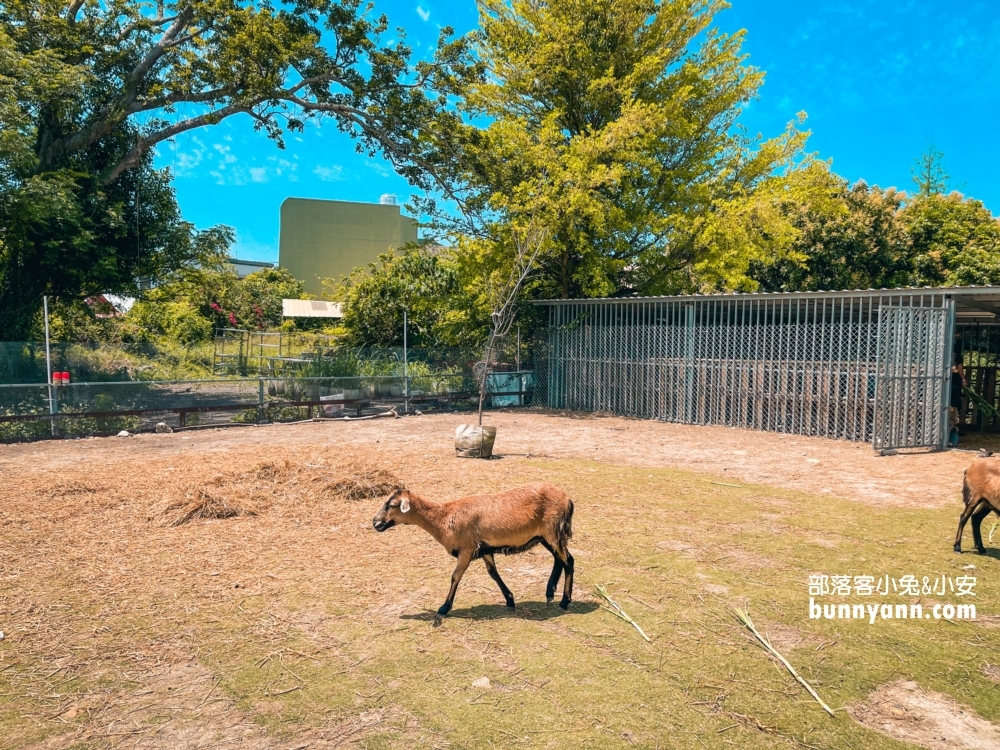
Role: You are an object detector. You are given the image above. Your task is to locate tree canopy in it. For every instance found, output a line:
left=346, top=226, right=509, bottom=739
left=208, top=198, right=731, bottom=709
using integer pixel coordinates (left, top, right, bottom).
left=0, top=0, right=472, bottom=338
left=418, top=0, right=810, bottom=299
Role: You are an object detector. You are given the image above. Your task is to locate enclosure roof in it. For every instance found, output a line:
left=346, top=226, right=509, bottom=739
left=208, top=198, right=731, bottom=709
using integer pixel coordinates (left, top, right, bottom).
left=281, top=299, right=343, bottom=318
left=533, top=285, right=1000, bottom=319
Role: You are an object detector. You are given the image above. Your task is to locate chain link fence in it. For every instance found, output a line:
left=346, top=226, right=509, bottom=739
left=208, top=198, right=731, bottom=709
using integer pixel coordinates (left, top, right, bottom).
left=0, top=332, right=538, bottom=441
left=533, top=291, right=956, bottom=449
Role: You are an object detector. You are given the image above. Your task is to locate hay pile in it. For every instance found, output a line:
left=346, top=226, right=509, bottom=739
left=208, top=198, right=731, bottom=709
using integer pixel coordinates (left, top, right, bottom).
left=162, top=488, right=260, bottom=526
left=160, top=462, right=293, bottom=526
left=159, top=459, right=401, bottom=525
left=329, top=458, right=403, bottom=500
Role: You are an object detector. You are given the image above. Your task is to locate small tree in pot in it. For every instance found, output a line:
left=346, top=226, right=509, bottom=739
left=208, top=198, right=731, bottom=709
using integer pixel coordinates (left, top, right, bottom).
left=456, top=220, right=547, bottom=458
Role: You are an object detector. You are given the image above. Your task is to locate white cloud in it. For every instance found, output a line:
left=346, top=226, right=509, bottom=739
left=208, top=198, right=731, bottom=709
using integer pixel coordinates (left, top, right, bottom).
left=416, top=5, right=430, bottom=22
left=249, top=167, right=268, bottom=183
left=364, top=161, right=392, bottom=177
left=171, top=135, right=206, bottom=177
left=213, top=143, right=237, bottom=166
left=313, top=165, right=344, bottom=182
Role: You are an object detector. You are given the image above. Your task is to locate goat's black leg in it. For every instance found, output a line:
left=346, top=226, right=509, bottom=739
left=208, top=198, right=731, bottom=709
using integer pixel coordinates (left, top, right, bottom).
left=971, top=504, right=993, bottom=554
left=556, top=546, right=575, bottom=610
left=438, top=550, right=472, bottom=616
left=545, top=557, right=564, bottom=604
left=482, top=553, right=515, bottom=609
left=954, top=500, right=982, bottom=552
left=539, top=539, right=563, bottom=603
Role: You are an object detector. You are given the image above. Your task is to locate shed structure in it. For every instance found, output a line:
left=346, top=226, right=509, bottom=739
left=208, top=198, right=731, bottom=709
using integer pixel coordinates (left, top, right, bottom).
left=534, top=287, right=1000, bottom=450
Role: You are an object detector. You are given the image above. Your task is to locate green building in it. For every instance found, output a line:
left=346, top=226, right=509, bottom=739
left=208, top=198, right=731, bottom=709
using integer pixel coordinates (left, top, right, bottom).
left=278, top=197, right=419, bottom=296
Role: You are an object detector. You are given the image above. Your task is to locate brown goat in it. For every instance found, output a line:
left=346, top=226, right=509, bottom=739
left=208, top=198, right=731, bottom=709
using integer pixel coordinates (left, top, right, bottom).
left=372, top=482, right=575, bottom=616
left=954, top=459, right=1000, bottom=554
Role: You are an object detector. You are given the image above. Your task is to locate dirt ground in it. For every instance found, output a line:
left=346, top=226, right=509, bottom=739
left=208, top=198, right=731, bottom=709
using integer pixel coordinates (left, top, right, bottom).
left=1, top=408, right=978, bottom=509
left=1, top=409, right=997, bottom=749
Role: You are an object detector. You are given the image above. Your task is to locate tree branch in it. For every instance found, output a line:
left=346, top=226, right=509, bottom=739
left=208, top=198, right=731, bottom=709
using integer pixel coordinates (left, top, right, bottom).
left=124, top=8, right=194, bottom=99
left=100, top=101, right=258, bottom=185
left=280, top=94, right=471, bottom=215
left=66, top=0, right=85, bottom=23
left=128, top=86, right=233, bottom=114
left=115, top=14, right=179, bottom=44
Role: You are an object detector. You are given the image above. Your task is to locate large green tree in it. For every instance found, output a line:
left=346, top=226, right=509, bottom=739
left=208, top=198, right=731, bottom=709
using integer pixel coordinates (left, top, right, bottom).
left=902, top=193, right=1000, bottom=287
left=333, top=245, right=462, bottom=347
left=419, top=0, right=809, bottom=299
left=900, top=148, right=1000, bottom=286
left=0, top=0, right=471, bottom=339
left=749, top=169, right=911, bottom=292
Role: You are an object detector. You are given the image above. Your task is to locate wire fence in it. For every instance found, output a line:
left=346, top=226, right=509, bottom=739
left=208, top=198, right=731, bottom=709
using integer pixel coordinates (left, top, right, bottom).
left=0, top=330, right=537, bottom=441
left=534, top=292, right=955, bottom=449
left=955, top=323, right=1000, bottom=431
left=0, top=371, right=537, bottom=441
left=0, top=332, right=535, bottom=384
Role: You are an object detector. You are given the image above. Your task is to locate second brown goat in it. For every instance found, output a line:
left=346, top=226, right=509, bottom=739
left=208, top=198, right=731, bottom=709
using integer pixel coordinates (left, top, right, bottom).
left=373, top=482, right=575, bottom=616
left=955, top=458, right=1000, bottom=554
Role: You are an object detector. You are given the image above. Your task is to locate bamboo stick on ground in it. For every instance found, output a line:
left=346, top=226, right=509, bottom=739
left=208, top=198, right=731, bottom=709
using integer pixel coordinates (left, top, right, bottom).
left=734, top=608, right=835, bottom=717
left=595, top=585, right=651, bottom=642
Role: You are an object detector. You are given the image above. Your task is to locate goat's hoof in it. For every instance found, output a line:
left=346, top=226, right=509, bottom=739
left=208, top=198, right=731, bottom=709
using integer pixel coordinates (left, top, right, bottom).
left=436, top=605, right=451, bottom=617
left=954, top=544, right=962, bottom=553
left=558, top=600, right=570, bottom=610
left=977, top=547, right=987, bottom=555
left=546, top=596, right=554, bottom=604
left=505, top=600, right=515, bottom=609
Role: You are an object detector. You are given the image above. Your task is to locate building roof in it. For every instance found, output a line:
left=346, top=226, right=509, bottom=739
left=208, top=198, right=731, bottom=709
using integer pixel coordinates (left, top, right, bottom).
left=281, top=299, right=343, bottom=318
left=229, top=258, right=274, bottom=267
left=534, top=285, right=1000, bottom=319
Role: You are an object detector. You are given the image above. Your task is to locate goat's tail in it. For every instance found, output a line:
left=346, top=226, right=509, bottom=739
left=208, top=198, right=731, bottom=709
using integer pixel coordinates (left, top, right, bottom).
left=963, top=470, right=972, bottom=508
left=557, top=498, right=574, bottom=546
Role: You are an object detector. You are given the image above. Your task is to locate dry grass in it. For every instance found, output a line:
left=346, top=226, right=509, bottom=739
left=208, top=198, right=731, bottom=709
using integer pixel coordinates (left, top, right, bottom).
left=156, top=459, right=401, bottom=526
left=0, top=417, right=998, bottom=750
left=327, top=457, right=402, bottom=501
left=162, top=488, right=261, bottom=526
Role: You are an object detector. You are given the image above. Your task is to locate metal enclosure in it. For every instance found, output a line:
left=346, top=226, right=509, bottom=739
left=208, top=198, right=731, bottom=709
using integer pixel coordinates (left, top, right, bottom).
left=534, top=290, right=958, bottom=448
left=872, top=304, right=954, bottom=450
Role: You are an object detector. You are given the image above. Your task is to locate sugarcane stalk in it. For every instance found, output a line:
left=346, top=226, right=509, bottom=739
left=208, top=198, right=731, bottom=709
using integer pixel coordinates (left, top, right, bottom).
left=734, top=608, right=835, bottom=717
left=595, top=585, right=650, bottom=642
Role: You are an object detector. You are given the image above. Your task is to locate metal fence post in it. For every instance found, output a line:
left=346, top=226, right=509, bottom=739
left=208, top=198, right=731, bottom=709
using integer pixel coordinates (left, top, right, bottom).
left=43, top=295, right=57, bottom=437
left=403, top=309, right=409, bottom=413
left=258, top=376, right=265, bottom=423
left=684, top=303, right=695, bottom=423
left=940, top=297, right=956, bottom=450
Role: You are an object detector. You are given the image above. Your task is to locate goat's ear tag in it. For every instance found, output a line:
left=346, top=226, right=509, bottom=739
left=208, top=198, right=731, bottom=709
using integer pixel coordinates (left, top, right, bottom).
left=400, top=497, right=410, bottom=513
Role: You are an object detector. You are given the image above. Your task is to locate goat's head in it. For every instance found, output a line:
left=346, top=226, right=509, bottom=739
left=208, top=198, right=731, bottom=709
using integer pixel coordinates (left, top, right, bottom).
left=373, top=489, right=412, bottom=532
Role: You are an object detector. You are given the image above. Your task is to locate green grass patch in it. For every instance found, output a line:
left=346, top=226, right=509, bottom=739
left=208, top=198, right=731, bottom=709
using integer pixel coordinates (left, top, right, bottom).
left=3, top=456, right=997, bottom=748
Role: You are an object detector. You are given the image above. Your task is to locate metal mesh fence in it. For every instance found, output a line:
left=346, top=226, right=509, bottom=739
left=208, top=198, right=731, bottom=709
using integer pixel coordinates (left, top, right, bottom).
left=534, top=292, right=955, bottom=448
left=955, top=324, right=1000, bottom=431
left=0, top=375, right=473, bottom=440
left=0, top=330, right=539, bottom=440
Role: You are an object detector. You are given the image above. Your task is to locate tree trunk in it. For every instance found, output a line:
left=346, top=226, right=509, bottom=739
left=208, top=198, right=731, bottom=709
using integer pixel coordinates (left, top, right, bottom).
left=477, top=332, right=497, bottom=427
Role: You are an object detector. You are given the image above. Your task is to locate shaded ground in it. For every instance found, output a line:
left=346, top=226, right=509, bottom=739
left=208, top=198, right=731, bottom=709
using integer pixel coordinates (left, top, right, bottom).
left=1, top=411, right=998, bottom=749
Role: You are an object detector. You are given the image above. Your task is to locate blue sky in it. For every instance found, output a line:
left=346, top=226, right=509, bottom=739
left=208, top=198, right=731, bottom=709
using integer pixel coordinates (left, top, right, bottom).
left=155, top=0, right=1000, bottom=263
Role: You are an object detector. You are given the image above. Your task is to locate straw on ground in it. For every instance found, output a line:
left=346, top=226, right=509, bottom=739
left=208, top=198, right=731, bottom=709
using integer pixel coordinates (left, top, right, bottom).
left=734, top=607, right=836, bottom=717
left=595, top=584, right=650, bottom=642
